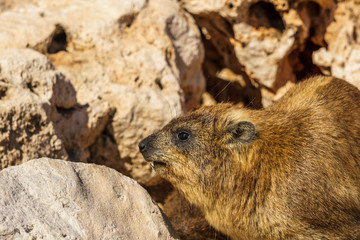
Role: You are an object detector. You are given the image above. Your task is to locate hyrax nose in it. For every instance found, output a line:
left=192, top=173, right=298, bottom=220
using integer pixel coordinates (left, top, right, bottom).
left=139, top=133, right=157, bottom=155
left=139, top=136, right=152, bottom=153
left=138, top=141, right=146, bottom=153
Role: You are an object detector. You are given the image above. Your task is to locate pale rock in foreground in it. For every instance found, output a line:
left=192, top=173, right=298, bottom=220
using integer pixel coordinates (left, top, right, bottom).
left=0, top=158, right=179, bottom=240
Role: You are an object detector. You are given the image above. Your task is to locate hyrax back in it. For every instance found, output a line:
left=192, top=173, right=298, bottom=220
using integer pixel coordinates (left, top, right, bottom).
left=139, top=76, right=360, bottom=240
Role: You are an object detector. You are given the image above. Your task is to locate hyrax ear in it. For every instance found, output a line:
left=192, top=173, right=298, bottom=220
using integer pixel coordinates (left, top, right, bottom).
left=226, top=121, right=256, bottom=144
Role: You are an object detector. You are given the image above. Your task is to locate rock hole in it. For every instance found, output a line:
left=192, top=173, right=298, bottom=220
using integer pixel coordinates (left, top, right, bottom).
left=118, top=14, right=136, bottom=29
left=26, top=82, right=36, bottom=93
left=24, top=225, right=34, bottom=233
left=47, top=24, right=67, bottom=54
left=155, top=79, right=163, bottom=90
left=25, top=114, right=43, bottom=135
left=56, top=106, right=76, bottom=118
left=248, top=1, right=285, bottom=32
left=0, top=86, right=7, bottom=99
left=353, top=26, right=357, bottom=42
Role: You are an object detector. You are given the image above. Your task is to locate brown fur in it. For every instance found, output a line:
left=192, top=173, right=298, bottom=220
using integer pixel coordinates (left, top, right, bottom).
left=139, top=76, right=360, bottom=239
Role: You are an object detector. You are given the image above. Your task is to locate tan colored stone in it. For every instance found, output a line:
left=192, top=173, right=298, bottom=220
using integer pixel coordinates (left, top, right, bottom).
left=0, top=158, right=180, bottom=239
left=0, top=0, right=205, bottom=185
left=0, top=49, right=70, bottom=169
left=180, top=0, right=336, bottom=94
left=313, top=1, right=360, bottom=88
left=0, top=48, right=112, bottom=168
left=0, top=102, right=67, bottom=169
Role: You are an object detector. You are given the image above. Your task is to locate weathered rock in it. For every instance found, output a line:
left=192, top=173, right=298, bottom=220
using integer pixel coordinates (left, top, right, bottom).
left=313, top=1, right=360, bottom=88
left=0, top=49, right=70, bottom=169
left=180, top=0, right=335, bottom=106
left=0, top=0, right=205, bottom=185
left=0, top=158, right=179, bottom=239
left=0, top=48, right=76, bottom=107
left=0, top=102, right=65, bottom=169
left=0, top=48, right=112, bottom=169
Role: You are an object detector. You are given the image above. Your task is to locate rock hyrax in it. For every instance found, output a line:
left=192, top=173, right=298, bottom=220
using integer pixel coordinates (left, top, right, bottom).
left=139, top=76, right=360, bottom=239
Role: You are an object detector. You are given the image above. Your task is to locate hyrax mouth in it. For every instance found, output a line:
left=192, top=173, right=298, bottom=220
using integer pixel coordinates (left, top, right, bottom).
left=138, top=135, right=168, bottom=169
left=150, top=160, right=167, bottom=168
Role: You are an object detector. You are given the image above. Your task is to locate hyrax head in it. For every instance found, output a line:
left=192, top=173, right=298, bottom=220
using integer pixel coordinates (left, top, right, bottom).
left=139, top=104, right=256, bottom=191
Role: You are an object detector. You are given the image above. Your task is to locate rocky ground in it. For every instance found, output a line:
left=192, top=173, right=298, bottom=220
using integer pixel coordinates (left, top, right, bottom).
left=0, top=0, right=359, bottom=239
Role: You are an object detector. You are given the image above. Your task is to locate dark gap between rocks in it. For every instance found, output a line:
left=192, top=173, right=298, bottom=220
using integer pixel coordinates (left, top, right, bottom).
left=47, top=24, right=68, bottom=54
left=248, top=1, right=285, bottom=32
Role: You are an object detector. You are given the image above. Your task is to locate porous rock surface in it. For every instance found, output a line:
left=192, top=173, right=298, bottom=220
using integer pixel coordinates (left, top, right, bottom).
left=0, top=48, right=112, bottom=170
left=0, top=158, right=179, bottom=240
left=180, top=0, right=336, bottom=106
left=313, top=0, right=360, bottom=88
left=0, top=0, right=205, bottom=185
left=0, top=48, right=70, bottom=168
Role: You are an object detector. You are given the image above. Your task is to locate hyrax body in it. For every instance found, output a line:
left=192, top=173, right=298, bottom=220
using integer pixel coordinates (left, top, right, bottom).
left=139, top=76, right=360, bottom=240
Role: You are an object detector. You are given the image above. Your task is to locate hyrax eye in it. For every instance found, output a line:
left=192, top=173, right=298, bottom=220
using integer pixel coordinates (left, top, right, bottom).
left=178, top=132, right=190, bottom=140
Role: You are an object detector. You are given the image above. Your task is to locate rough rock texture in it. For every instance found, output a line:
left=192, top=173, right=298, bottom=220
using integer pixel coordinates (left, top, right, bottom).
left=0, top=158, right=179, bottom=240
left=180, top=0, right=336, bottom=106
left=2, top=0, right=360, bottom=239
left=0, top=48, right=113, bottom=170
left=0, top=1, right=209, bottom=239
left=0, top=49, right=69, bottom=169
left=313, top=1, right=360, bottom=88
left=0, top=0, right=205, bottom=185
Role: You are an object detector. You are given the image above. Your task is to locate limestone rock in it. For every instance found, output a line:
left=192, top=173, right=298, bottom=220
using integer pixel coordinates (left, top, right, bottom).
left=180, top=0, right=335, bottom=107
left=0, top=48, right=112, bottom=169
left=0, top=0, right=205, bottom=185
left=313, top=1, right=360, bottom=88
left=0, top=158, right=179, bottom=240
left=0, top=49, right=69, bottom=169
